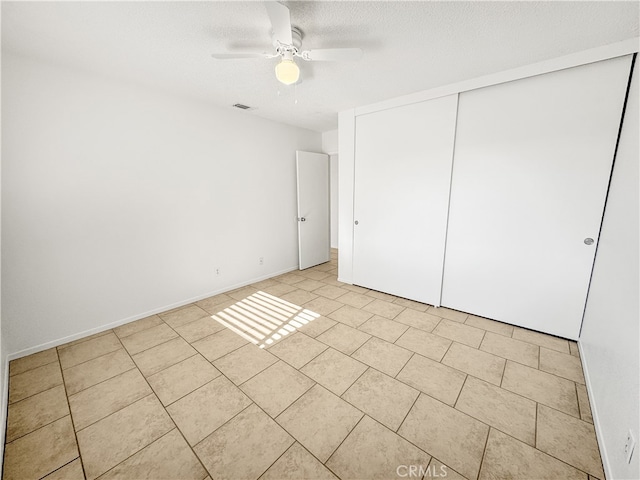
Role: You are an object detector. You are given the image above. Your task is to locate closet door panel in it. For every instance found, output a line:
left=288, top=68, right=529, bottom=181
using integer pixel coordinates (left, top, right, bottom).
left=442, top=55, right=632, bottom=339
left=353, top=95, right=458, bottom=304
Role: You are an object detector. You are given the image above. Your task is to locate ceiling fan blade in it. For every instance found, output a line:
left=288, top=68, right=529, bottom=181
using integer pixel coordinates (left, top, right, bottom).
left=211, top=53, right=268, bottom=60
left=264, top=1, right=293, bottom=45
left=300, top=48, right=363, bottom=62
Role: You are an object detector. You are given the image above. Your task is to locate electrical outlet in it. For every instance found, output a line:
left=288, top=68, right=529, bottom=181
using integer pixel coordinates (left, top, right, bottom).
left=625, top=429, right=636, bottom=464
left=215, top=268, right=220, bottom=276
left=259, top=257, right=264, bottom=265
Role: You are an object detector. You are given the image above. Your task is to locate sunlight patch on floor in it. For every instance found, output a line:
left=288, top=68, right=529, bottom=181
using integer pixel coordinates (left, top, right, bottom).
left=212, top=291, right=320, bottom=348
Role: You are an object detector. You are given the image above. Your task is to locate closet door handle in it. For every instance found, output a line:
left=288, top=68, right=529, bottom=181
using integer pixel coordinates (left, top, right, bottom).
left=584, top=238, right=594, bottom=245
left=354, top=220, right=359, bottom=225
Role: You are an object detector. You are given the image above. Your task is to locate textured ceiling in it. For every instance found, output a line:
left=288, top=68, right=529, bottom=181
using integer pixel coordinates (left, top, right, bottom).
left=2, top=1, right=639, bottom=132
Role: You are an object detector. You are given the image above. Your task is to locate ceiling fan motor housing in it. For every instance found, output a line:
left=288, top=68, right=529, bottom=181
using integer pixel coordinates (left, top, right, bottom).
left=272, top=26, right=303, bottom=52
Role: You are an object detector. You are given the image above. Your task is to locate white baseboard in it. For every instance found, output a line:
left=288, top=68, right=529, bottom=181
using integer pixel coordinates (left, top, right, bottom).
left=7, top=265, right=299, bottom=362
left=578, top=341, right=611, bottom=479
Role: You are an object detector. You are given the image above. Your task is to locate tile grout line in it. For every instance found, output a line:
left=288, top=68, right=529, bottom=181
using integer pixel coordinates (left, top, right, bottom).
left=54, top=349, right=88, bottom=480
left=7, top=358, right=60, bottom=380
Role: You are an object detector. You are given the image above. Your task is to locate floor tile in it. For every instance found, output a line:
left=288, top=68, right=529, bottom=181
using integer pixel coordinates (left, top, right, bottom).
left=132, top=337, right=197, bottom=377
left=366, top=290, right=397, bottom=301
left=195, top=403, right=293, bottom=480
left=195, top=293, right=234, bottom=313
left=166, top=376, right=251, bottom=445
left=261, top=442, right=338, bottom=480
left=343, top=369, right=419, bottom=431
left=240, top=360, right=314, bottom=417
left=296, top=279, right=326, bottom=292
left=173, top=316, right=225, bottom=343
left=465, top=314, right=514, bottom=337
left=267, top=332, right=328, bottom=369
left=276, top=384, right=363, bottom=462
left=9, top=362, right=63, bottom=404
left=57, top=330, right=113, bottom=350
left=261, top=282, right=299, bottom=297
left=3, top=416, right=78, bottom=480
left=342, top=284, right=369, bottom=294
left=119, top=323, right=178, bottom=356
left=77, top=395, right=173, bottom=480
left=42, top=459, right=84, bottom=480
left=396, top=354, right=466, bottom=406
left=69, top=368, right=152, bottom=431
left=426, top=459, right=466, bottom=480
left=393, top=309, right=441, bottom=332
left=502, top=361, right=579, bottom=417
left=302, top=296, right=343, bottom=316
left=539, top=347, right=585, bottom=384
left=9, top=348, right=58, bottom=377
left=328, top=305, right=373, bottom=328
left=214, top=343, right=278, bottom=384
left=357, top=316, right=409, bottom=343
left=432, top=319, right=485, bottom=348
left=226, top=286, right=258, bottom=301
left=147, top=354, right=221, bottom=406
left=192, top=328, right=249, bottom=361
left=98, top=429, right=206, bottom=480
left=512, top=327, right=570, bottom=353
left=297, top=316, right=337, bottom=338
left=392, top=297, right=430, bottom=312
left=479, top=428, right=587, bottom=480
left=428, top=306, right=468, bottom=322
left=395, top=327, right=451, bottom=362
left=58, top=333, right=122, bottom=370
left=456, top=376, right=536, bottom=445
left=398, top=393, right=489, bottom=480
left=6, top=385, right=69, bottom=443
left=301, top=268, right=332, bottom=280
left=113, top=315, right=163, bottom=339
left=327, top=416, right=430, bottom=480
left=351, top=337, right=413, bottom=377
left=362, top=299, right=405, bottom=319
left=316, top=323, right=371, bottom=355
left=537, top=404, right=604, bottom=478
left=62, top=349, right=134, bottom=396
left=480, top=331, right=539, bottom=367
left=280, top=289, right=319, bottom=305
left=336, top=291, right=374, bottom=309
left=313, top=284, right=350, bottom=300
left=442, top=342, right=506, bottom=385
left=570, top=341, right=580, bottom=357
left=251, top=278, right=282, bottom=289
left=577, top=384, right=594, bottom=424
left=276, top=273, right=307, bottom=285
left=301, top=348, right=367, bottom=396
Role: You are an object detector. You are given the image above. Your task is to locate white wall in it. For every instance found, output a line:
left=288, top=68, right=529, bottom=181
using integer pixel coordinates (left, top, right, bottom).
left=322, top=129, right=338, bottom=155
left=323, top=129, right=339, bottom=248
left=329, top=155, right=338, bottom=249
left=580, top=57, right=639, bottom=479
left=1, top=52, right=321, bottom=356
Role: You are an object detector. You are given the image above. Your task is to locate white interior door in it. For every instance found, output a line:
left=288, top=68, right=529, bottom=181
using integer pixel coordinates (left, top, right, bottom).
left=442, top=55, right=632, bottom=339
left=353, top=95, right=458, bottom=304
left=296, top=151, right=330, bottom=270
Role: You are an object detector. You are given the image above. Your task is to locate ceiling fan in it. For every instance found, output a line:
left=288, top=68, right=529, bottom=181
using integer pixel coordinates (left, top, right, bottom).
left=211, top=1, right=363, bottom=85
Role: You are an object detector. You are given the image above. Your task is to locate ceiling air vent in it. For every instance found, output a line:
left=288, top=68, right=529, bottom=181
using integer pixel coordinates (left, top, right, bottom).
left=232, top=103, right=252, bottom=110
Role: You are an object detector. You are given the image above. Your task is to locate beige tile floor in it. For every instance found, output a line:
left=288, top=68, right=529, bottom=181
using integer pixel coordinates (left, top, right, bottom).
left=3, top=249, right=605, bottom=480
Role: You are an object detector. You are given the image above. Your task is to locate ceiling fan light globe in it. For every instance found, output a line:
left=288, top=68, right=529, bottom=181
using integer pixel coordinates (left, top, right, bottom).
left=275, top=59, right=300, bottom=85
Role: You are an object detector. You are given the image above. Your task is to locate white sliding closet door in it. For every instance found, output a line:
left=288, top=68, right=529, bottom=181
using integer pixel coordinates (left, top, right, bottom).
left=442, top=56, right=632, bottom=339
left=353, top=95, right=458, bottom=304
